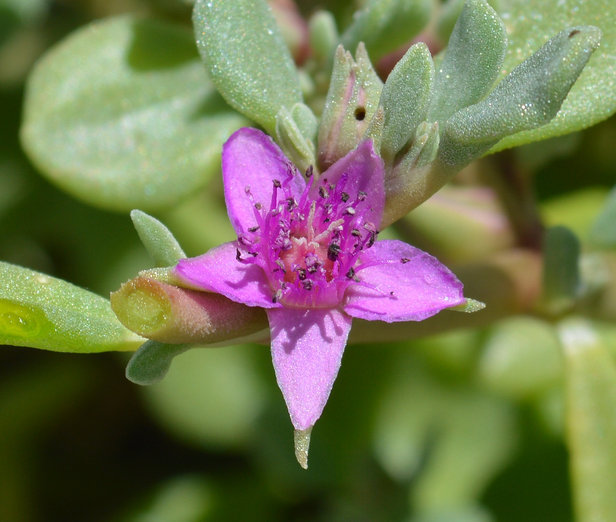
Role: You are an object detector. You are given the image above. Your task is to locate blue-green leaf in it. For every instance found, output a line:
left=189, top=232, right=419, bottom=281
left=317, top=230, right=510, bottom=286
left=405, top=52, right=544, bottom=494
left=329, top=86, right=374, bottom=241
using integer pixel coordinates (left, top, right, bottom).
left=193, top=0, right=302, bottom=134
left=21, top=16, right=246, bottom=212
left=0, top=261, right=142, bottom=352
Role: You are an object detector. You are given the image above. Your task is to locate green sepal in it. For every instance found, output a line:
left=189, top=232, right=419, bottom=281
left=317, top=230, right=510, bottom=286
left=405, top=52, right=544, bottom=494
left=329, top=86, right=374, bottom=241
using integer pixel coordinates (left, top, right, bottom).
left=21, top=16, right=246, bottom=212
left=383, top=121, right=440, bottom=226
left=193, top=0, right=302, bottom=134
left=428, top=0, right=506, bottom=123
left=448, top=298, right=486, bottom=313
left=275, top=103, right=317, bottom=173
left=317, top=43, right=383, bottom=169
left=340, top=0, right=431, bottom=61
left=589, top=186, right=616, bottom=249
left=440, top=25, right=601, bottom=168
left=131, top=209, right=186, bottom=267
left=542, top=226, right=581, bottom=314
left=379, top=42, right=434, bottom=164
left=126, top=340, right=191, bottom=385
left=0, top=261, right=142, bottom=352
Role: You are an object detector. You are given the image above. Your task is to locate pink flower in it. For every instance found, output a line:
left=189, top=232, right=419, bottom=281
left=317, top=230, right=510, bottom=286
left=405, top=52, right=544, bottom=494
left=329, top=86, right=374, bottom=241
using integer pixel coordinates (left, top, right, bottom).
left=175, top=128, right=465, bottom=435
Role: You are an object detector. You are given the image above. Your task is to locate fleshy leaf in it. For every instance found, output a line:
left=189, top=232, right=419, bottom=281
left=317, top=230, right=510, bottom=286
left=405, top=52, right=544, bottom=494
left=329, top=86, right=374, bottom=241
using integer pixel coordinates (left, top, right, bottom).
left=126, top=340, right=190, bottom=385
left=130, top=209, right=186, bottom=267
left=379, top=42, right=434, bottom=163
left=560, top=319, right=616, bottom=522
left=193, top=0, right=302, bottom=134
left=0, top=261, right=142, bottom=352
left=340, top=0, right=431, bottom=61
left=542, top=226, right=581, bottom=314
left=440, top=25, right=601, bottom=168
left=428, top=0, right=507, bottom=123
left=275, top=104, right=317, bottom=173
left=21, top=16, right=246, bottom=212
left=492, top=0, right=616, bottom=150
left=589, top=186, right=616, bottom=248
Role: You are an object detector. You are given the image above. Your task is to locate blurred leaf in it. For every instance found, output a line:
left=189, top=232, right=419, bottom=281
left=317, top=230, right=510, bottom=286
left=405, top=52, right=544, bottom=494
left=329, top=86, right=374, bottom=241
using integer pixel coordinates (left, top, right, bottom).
left=21, top=16, right=246, bottom=212
left=428, top=0, right=506, bottom=124
left=130, top=209, right=186, bottom=267
left=193, top=0, right=302, bottom=134
left=143, top=345, right=266, bottom=448
left=126, top=340, right=190, bottom=385
left=492, top=0, right=616, bottom=150
left=125, top=475, right=213, bottom=522
left=589, top=186, right=616, bottom=248
left=0, top=261, right=142, bottom=352
left=340, top=0, right=431, bottom=61
left=479, top=316, right=562, bottom=399
left=560, top=318, right=616, bottom=522
left=542, top=226, right=581, bottom=313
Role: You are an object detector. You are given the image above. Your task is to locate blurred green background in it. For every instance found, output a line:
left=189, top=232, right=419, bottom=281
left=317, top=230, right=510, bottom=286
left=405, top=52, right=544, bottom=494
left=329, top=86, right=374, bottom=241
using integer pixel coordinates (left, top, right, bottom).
left=1, top=0, right=615, bottom=521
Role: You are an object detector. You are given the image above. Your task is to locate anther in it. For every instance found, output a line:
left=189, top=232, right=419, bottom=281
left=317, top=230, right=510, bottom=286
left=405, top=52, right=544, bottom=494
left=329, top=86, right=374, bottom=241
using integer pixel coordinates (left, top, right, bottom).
left=341, top=192, right=350, bottom=202
left=273, top=179, right=281, bottom=188
left=327, top=243, right=341, bottom=261
left=302, top=280, right=313, bottom=290
left=248, top=226, right=260, bottom=232
left=401, top=258, right=410, bottom=264
left=319, top=186, right=329, bottom=199
left=296, top=268, right=307, bottom=280
left=358, top=191, right=367, bottom=201
left=345, top=207, right=356, bottom=215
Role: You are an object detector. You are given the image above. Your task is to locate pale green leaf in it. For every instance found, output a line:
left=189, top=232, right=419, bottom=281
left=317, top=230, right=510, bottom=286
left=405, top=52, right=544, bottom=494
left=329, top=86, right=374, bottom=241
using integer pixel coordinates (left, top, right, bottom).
left=21, top=16, right=246, bottom=212
left=130, top=209, right=186, bottom=267
left=380, top=42, right=434, bottom=162
left=193, top=0, right=302, bottom=134
left=492, top=0, right=616, bottom=150
left=429, top=0, right=506, bottom=123
left=560, top=318, right=616, bottom=522
left=0, top=261, right=142, bottom=352
left=340, top=0, right=431, bottom=61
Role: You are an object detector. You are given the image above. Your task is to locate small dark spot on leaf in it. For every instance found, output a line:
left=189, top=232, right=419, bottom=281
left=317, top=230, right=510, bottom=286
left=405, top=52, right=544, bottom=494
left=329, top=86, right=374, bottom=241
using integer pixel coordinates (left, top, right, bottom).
left=355, top=107, right=366, bottom=120
left=569, top=29, right=580, bottom=38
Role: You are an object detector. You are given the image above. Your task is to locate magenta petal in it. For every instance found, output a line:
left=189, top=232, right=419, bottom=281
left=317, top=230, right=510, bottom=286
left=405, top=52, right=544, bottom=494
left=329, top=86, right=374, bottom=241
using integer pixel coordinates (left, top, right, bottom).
left=268, top=307, right=352, bottom=430
left=174, top=242, right=278, bottom=308
left=344, top=240, right=465, bottom=322
left=223, top=128, right=305, bottom=236
left=312, top=140, right=385, bottom=227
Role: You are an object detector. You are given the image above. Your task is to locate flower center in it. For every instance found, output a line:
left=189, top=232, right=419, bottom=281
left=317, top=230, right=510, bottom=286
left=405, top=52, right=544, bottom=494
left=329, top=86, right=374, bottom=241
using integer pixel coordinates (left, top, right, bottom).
left=237, top=165, right=378, bottom=308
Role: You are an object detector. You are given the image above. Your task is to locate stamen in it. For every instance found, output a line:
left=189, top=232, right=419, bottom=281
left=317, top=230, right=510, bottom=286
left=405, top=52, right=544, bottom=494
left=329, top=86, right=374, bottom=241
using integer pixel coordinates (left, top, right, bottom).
left=327, top=243, right=341, bottom=261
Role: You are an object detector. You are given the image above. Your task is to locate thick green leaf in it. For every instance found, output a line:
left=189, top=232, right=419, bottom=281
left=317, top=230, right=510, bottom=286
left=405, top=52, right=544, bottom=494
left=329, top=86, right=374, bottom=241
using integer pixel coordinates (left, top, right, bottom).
left=130, top=209, right=186, bottom=267
left=340, top=0, right=431, bottom=61
left=0, top=261, right=142, bottom=352
left=126, top=340, right=190, bottom=385
left=379, top=42, right=434, bottom=162
left=441, top=26, right=600, bottom=167
left=21, top=16, right=246, bottom=212
left=428, top=0, right=506, bottom=123
left=560, top=318, right=616, bottom=522
left=492, top=0, right=616, bottom=150
left=193, top=0, right=302, bottom=134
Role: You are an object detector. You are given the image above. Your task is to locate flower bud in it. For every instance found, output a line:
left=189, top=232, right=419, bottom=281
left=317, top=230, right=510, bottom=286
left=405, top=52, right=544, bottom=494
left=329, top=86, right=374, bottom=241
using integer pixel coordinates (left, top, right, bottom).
left=110, top=276, right=268, bottom=345
left=317, top=43, right=383, bottom=170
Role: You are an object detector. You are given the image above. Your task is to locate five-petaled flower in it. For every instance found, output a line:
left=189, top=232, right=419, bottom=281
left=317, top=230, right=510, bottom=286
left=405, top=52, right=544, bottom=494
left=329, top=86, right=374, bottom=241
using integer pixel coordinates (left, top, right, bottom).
left=174, top=128, right=466, bottom=441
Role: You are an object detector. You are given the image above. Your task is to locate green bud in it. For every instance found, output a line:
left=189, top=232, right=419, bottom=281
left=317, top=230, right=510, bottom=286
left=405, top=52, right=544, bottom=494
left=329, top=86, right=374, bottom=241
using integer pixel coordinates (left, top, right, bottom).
left=317, top=43, right=383, bottom=170
left=110, top=276, right=268, bottom=345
